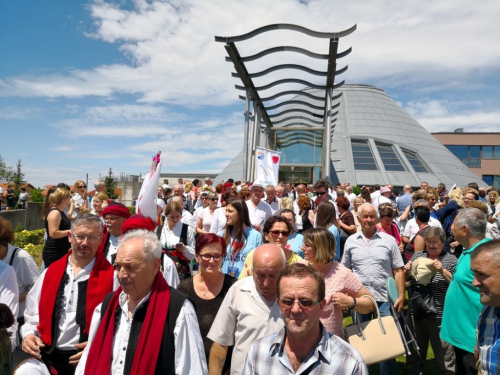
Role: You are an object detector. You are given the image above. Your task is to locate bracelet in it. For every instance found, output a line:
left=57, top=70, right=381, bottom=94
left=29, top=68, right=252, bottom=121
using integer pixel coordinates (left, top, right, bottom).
left=351, top=296, right=357, bottom=309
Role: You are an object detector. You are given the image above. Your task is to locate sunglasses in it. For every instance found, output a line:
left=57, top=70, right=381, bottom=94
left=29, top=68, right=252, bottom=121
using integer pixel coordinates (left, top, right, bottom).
left=278, top=299, right=320, bottom=309
left=201, top=197, right=209, bottom=200
left=269, top=230, right=290, bottom=237
left=210, top=198, right=218, bottom=201
left=78, top=185, right=87, bottom=189
left=314, top=191, right=326, bottom=196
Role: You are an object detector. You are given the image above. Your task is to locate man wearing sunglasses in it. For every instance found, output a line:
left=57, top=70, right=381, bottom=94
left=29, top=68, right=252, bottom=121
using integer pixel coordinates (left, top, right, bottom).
left=242, top=263, right=368, bottom=374
left=312, top=179, right=332, bottom=205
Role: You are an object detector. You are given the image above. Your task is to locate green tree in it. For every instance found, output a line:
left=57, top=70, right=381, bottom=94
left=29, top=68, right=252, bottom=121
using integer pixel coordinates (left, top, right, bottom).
left=30, top=188, right=45, bottom=203
left=105, top=168, right=119, bottom=200
left=0, top=155, right=13, bottom=182
left=12, top=160, right=25, bottom=208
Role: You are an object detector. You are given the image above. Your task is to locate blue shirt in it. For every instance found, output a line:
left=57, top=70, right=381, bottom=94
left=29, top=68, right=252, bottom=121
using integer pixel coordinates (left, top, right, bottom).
left=287, top=232, right=304, bottom=258
left=242, top=326, right=368, bottom=375
left=219, top=226, right=263, bottom=278
left=477, top=306, right=500, bottom=375
left=396, top=193, right=413, bottom=213
left=327, top=224, right=341, bottom=261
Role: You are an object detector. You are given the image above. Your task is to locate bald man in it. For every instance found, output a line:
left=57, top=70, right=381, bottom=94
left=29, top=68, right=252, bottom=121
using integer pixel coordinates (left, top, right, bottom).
left=207, top=244, right=286, bottom=375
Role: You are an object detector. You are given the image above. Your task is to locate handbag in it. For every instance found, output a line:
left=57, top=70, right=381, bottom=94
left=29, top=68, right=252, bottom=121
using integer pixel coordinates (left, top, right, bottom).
left=344, top=295, right=405, bottom=365
left=409, top=283, right=438, bottom=319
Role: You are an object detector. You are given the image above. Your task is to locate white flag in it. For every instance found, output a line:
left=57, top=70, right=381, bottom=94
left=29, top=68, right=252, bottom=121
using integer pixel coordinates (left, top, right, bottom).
left=137, top=152, right=162, bottom=220
left=255, top=147, right=281, bottom=186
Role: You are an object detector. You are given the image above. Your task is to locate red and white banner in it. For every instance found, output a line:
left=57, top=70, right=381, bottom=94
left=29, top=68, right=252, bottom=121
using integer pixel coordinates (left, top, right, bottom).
left=137, top=152, right=162, bottom=220
left=255, top=147, right=281, bottom=186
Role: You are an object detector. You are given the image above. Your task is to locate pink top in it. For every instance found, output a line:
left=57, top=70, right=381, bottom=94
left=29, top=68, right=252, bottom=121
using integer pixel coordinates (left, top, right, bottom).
left=300, top=260, right=362, bottom=337
left=376, top=222, right=402, bottom=245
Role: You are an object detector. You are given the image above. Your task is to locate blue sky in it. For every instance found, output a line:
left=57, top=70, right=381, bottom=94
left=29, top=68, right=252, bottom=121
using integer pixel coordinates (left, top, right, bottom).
left=1, top=0, right=499, bottom=188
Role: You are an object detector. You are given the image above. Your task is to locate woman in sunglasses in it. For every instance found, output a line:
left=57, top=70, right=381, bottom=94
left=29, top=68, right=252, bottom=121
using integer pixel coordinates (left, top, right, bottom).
left=196, top=192, right=218, bottom=235
left=177, top=233, right=237, bottom=373
left=300, top=228, right=374, bottom=337
left=238, top=216, right=302, bottom=279
left=72, top=180, right=88, bottom=219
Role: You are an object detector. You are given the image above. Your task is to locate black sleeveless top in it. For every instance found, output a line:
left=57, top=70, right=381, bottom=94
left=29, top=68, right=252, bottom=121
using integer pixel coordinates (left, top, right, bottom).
left=43, top=208, right=71, bottom=267
left=301, top=209, right=313, bottom=232
left=177, top=274, right=236, bottom=370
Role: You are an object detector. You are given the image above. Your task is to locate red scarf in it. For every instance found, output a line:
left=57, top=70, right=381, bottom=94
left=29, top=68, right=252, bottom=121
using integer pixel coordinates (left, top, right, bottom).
left=97, top=226, right=110, bottom=255
left=38, top=252, right=114, bottom=346
left=84, top=272, right=170, bottom=375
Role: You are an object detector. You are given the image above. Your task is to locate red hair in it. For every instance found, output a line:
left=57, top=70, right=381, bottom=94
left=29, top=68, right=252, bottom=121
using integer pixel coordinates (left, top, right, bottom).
left=195, top=233, right=227, bottom=256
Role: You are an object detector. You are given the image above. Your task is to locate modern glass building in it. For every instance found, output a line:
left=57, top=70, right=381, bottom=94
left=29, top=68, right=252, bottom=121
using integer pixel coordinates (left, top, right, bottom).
left=216, top=84, right=486, bottom=188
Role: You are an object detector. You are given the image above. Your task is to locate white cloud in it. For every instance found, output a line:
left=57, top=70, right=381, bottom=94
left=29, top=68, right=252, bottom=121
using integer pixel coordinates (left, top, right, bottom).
left=0, top=106, right=41, bottom=119
left=0, top=0, right=498, bottom=104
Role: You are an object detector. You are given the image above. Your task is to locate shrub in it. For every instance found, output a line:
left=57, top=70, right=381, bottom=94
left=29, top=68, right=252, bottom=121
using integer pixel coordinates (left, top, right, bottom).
left=13, top=229, right=45, bottom=248
left=128, top=206, right=136, bottom=215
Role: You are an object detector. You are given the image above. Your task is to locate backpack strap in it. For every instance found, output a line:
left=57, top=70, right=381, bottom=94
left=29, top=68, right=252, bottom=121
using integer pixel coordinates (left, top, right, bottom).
left=9, top=247, right=19, bottom=266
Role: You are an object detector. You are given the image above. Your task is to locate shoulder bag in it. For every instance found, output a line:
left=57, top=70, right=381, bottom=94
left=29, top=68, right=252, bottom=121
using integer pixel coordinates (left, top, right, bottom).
left=344, top=295, right=405, bottom=365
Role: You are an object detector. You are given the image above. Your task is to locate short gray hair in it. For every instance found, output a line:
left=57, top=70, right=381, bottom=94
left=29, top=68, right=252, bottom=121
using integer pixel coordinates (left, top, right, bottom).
left=174, top=184, right=184, bottom=191
left=414, top=199, right=429, bottom=207
left=118, top=229, right=162, bottom=263
left=357, top=203, right=376, bottom=218
left=471, top=239, right=500, bottom=267
left=455, top=208, right=487, bottom=238
left=424, top=227, right=446, bottom=243
left=94, top=180, right=105, bottom=189
left=71, top=213, right=103, bottom=233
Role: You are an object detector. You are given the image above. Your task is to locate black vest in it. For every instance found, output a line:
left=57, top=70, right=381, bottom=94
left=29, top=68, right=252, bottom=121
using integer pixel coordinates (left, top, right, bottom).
left=100, top=287, right=190, bottom=375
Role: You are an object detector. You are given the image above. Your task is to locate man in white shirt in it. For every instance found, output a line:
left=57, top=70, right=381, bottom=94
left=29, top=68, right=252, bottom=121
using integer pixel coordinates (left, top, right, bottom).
left=370, top=184, right=381, bottom=201
left=207, top=244, right=286, bottom=375
left=246, top=182, right=273, bottom=233
left=402, top=199, right=442, bottom=243
left=285, top=183, right=297, bottom=201
left=19, top=214, right=115, bottom=375
left=75, top=230, right=206, bottom=375
left=346, top=185, right=357, bottom=204
left=265, top=185, right=281, bottom=216
left=373, top=186, right=393, bottom=210
left=99, top=202, right=131, bottom=264
left=275, top=185, right=285, bottom=199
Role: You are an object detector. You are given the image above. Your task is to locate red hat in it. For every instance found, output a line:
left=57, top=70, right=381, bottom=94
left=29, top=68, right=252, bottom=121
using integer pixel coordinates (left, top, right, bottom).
left=122, top=214, right=156, bottom=234
left=223, top=182, right=233, bottom=189
left=102, top=202, right=131, bottom=219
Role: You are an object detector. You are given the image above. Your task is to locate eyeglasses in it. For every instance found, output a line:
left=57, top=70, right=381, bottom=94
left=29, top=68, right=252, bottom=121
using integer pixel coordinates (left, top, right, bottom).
left=314, top=191, right=326, bottom=196
left=278, top=299, right=320, bottom=309
left=199, top=254, right=223, bottom=261
left=429, top=199, right=436, bottom=201
left=78, top=185, right=87, bottom=189
left=269, top=230, right=290, bottom=237
left=73, top=235, right=100, bottom=243
left=425, top=241, right=442, bottom=247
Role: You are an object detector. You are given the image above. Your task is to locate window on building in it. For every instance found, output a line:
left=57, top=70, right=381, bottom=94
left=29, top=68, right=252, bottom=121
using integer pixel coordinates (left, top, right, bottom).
left=376, top=144, right=406, bottom=171
left=351, top=140, right=378, bottom=171
left=483, top=146, right=493, bottom=159
left=495, top=146, right=500, bottom=159
left=402, top=150, right=429, bottom=173
left=445, top=145, right=481, bottom=167
left=483, top=175, right=493, bottom=186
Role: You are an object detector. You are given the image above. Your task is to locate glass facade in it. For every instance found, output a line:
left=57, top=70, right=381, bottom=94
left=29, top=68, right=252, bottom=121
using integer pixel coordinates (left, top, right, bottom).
left=482, top=175, right=500, bottom=188
left=445, top=145, right=500, bottom=167
left=376, top=144, right=406, bottom=172
left=402, top=150, right=429, bottom=173
left=352, top=140, right=378, bottom=171
left=271, top=128, right=323, bottom=166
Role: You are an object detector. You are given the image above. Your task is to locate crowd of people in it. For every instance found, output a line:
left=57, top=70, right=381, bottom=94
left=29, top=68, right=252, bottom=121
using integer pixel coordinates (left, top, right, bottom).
left=0, top=177, right=500, bottom=374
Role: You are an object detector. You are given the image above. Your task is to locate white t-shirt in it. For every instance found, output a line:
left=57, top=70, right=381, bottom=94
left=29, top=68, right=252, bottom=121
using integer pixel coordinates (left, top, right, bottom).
left=198, top=207, right=214, bottom=232
left=402, top=217, right=443, bottom=239
left=246, top=200, right=273, bottom=233
left=373, top=195, right=392, bottom=210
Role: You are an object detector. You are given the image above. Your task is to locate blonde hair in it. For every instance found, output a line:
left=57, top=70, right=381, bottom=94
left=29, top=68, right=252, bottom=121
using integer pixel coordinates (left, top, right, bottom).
left=74, top=180, right=86, bottom=192
left=489, top=190, right=499, bottom=205
left=95, top=192, right=109, bottom=202
left=280, top=197, right=293, bottom=210
left=448, top=188, right=464, bottom=208
left=303, top=228, right=336, bottom=264
left=49, top=188, right=70, bottom=205
left=184, top=182, right=193, bottom=193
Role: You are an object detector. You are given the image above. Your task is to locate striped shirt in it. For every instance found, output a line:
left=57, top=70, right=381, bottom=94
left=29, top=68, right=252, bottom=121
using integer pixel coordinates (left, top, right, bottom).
left=408, top=251, right=457, bottom=318
left=477, top=306, right=500, bottom=375
left=242, top=326, right=368, bottom=375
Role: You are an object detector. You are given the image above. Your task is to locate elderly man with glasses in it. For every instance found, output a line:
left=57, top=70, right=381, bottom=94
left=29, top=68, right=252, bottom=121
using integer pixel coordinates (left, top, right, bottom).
left=18, top=214, right=114, bottom=375
left=242, top=263, right=367, bottom=374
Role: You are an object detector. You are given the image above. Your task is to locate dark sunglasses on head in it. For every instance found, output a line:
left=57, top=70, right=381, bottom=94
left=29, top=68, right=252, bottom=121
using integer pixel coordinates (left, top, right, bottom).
left=314, top=191, right=326, bottom=196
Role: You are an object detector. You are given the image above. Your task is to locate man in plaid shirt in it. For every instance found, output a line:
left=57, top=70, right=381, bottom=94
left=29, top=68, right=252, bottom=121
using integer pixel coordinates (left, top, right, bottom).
left=242, top=263, right=367, bottom=375
left=472, top=239, right=500, bottom=375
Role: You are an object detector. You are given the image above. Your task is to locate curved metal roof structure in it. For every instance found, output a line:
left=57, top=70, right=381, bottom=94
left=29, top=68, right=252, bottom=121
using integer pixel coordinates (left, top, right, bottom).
left=215, top=23, right=356, bottom=181
left=216, top=84, right=485, bottom=188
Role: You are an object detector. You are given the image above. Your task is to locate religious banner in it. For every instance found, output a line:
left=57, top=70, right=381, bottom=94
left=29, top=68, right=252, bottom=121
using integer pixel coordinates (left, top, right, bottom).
left=137, top=151, right=162, bottom=220
left=255, top=147, right=281, bottom=186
